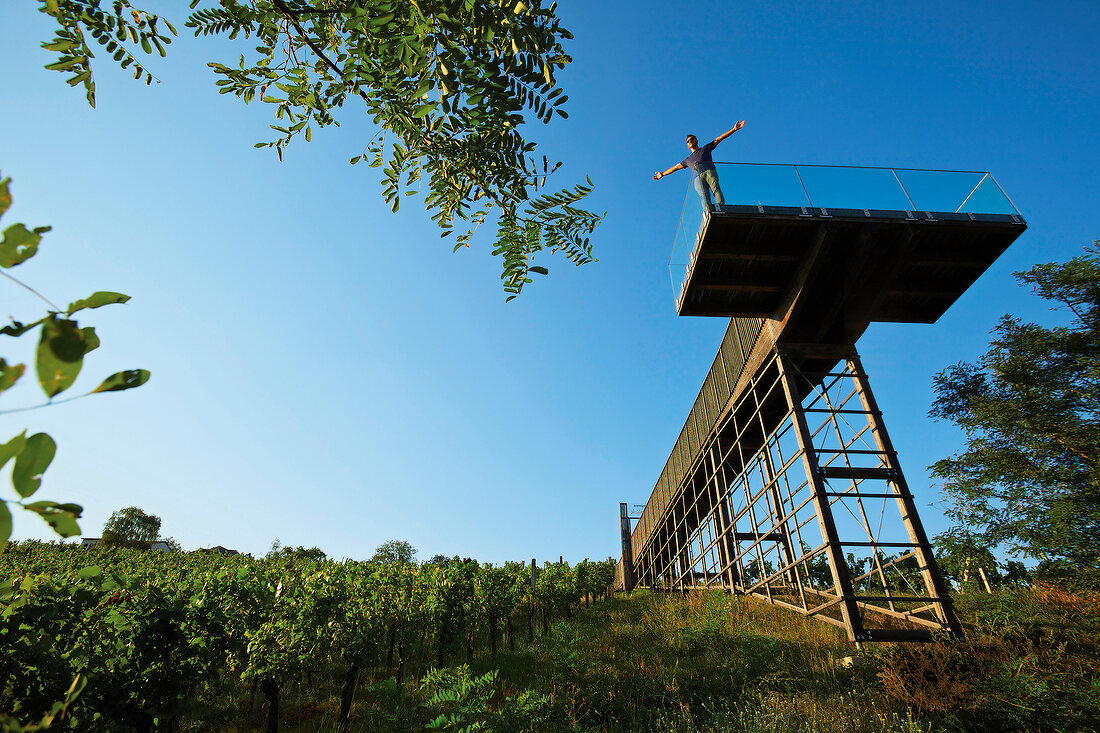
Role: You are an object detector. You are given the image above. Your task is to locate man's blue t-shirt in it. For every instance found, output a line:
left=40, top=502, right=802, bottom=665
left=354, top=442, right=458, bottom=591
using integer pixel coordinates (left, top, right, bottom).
left=681, top=141, right=717, bottom=175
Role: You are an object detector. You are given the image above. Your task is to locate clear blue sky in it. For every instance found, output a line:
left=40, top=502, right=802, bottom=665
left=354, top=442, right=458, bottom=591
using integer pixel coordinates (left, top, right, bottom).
left=2, top=1, right=1097, bottom=563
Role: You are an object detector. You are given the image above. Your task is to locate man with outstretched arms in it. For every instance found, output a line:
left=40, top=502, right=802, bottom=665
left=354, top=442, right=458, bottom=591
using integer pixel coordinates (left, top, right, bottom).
left=653, top=120, right=746, bottom=211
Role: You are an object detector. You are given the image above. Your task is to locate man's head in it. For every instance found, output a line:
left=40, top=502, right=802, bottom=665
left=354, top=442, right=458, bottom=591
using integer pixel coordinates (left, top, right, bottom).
left=686, top=134, right=699, bottom=151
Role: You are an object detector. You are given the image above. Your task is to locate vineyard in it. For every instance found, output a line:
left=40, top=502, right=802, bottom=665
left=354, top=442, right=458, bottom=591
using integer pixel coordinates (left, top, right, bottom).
left=0, top=542, right=614, bottom=732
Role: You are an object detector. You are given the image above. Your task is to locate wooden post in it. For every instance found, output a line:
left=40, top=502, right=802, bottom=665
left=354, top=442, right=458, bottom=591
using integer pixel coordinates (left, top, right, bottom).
left=978, top=566, right=993, bottom=594
left=777, top=353, right=867, bottom=643
left=528, top=558, right=537, bottom=641
left=619, top=503, right=636, bottom=591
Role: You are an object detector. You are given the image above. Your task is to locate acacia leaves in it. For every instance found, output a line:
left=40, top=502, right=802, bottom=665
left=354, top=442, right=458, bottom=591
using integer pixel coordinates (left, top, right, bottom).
left=0, top=171, right=149, bottom=546
left=38, top=1, right=601, bottom=296
left=38, top=0, right=177, bottom=107
left=186, top=0, right=601, bottom=297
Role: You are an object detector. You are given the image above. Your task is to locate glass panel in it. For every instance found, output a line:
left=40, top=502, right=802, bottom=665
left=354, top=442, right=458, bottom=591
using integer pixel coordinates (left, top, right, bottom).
left=795, top=166, right=913, bottom=210
left=714, top=163, right=810, bottom=208
left=957, top=175, right=1018, bottom=215
left=893, top=169, right=986, bottom=212
left=669, top=175, right=705, bottom=276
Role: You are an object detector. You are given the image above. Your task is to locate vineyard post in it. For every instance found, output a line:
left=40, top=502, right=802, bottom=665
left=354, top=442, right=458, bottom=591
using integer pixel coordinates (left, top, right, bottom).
left=583, top=558, right=590, bottom=609
left=529, top=558, right=538, bottom=641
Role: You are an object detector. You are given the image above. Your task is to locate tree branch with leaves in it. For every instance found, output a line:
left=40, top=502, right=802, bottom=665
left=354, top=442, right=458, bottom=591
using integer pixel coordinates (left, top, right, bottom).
left=929, top=243, right=1100, bottom=586
left=38, top=0, right=602, bottom=299
left=0, top=174, right=149, bottom=546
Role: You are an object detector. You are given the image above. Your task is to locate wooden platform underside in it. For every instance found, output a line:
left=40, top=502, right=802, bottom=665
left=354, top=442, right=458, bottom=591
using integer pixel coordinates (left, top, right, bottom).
left=676, top=207, right=1027, bottom=338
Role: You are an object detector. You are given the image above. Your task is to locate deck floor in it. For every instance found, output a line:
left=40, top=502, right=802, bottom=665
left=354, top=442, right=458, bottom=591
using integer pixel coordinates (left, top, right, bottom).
left=676, top=206, right=1027, bottom=340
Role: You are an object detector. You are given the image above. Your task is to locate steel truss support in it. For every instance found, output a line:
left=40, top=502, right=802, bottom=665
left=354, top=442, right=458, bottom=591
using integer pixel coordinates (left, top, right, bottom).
left=632, top=347, right=962, bottom=642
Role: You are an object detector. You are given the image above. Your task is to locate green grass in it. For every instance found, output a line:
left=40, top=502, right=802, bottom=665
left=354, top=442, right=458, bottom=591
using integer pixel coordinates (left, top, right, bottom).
left=178, top=587, right=1100, bottom=732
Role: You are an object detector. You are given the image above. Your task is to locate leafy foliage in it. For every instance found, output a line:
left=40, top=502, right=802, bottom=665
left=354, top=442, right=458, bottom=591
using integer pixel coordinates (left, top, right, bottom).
left=932, top=527, right=1001, bottom=590
left=37, top=0, right=177, bottom=107
left=0, top=543, right=615, bottom=731
left=371, top=538, right=416, bottom=564
left=38, top=0, right=602, bottom=298
left=0, top=173, right=148, bottom=548
left=929, top=244, right=1100, bottom=583
left=100, top=506, right=160, bottom=548
left=266, top=538, right=327, bottom=562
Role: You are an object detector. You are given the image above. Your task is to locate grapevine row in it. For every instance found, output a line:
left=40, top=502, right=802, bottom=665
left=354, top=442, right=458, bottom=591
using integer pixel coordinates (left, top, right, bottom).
left=0, top=543, right=615, bottom=732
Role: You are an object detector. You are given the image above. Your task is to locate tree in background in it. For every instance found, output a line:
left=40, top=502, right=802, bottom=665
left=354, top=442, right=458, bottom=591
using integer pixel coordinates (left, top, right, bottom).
left=266, top=538, right=327, bottom=562
left=930, top=244, right=1100, bottom=587
left=371, top=539, right=416, bottom=564
left=932, top=527, right=1002, bottom=591
left=100, top=506, right=179, bottom=550
left=37, top=0, right=602, bottom=299
left=425, top=553, right=450, bottom=566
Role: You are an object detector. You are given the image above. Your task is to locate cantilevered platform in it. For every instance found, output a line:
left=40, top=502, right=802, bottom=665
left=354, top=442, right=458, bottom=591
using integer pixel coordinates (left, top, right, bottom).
left=668, top=164, right=1027, bottom=334
left=676, top=206, right=1026, bottom=333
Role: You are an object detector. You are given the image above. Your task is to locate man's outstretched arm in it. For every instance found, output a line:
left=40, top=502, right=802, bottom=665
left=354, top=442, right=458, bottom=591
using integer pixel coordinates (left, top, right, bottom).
left=713, top=120, right=746, bottom=146
left=653, top=162, right=686, bottom=180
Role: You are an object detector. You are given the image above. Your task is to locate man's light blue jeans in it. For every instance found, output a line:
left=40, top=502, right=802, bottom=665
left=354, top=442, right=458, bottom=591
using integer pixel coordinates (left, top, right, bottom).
left=693, top=169, right=724, bottom=211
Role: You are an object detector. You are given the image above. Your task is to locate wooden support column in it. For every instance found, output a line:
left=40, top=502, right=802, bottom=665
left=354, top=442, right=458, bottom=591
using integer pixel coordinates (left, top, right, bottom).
left=847, top=353, right=964, bottom=637
left=777, top=352, right=868, bottom=642
left=619, top=503, right=636, bottom=591
left=707, top=446, right=738, bottom=590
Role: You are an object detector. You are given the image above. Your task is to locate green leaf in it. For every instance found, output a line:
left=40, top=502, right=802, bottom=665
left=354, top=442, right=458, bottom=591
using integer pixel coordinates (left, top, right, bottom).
left=77, top=565, right=102, bottom=578
left=93, top=369, right=150, bottom=393
left=412, top=101, right=438, bottom=117
left=81, top=327, right=100, bottom=355
left=66, top=291, right=131, bottom=315
left=25, top=499, right=80, bottom=538
left=0, top=359, right=25, bottom=393
left=0, top=178, right=11, bottom=219
left=0, top=432, right=27, bottom=473
left=530, top=266, right=548, bottom=275
left=0, top=223, right=51, bottom=268
left=0, top=317, right=46, bottom=337
left=12, top=433, right=56, bottom=499
left=37, top=317, right=86, bottom=397
left=0, top=501, right=10, bottom=548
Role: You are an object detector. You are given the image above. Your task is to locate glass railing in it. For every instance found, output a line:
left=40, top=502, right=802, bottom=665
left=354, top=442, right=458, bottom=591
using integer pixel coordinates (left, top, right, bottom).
left=669, top=163, right=1022, bottom=296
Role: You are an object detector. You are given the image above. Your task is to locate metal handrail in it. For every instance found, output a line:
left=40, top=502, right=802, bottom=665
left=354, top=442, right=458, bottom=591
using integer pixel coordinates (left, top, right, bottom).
left=696, top=161, right=997, bottom=175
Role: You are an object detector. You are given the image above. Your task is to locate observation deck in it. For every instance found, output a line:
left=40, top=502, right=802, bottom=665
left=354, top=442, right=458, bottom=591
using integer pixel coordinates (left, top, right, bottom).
left=670, top=164, right=1026, bottom=337
left=622, top=163, right=1027, bottom=641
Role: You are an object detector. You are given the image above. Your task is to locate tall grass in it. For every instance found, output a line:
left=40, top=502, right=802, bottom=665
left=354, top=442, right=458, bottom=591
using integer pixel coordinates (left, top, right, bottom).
left=178, top=586, right=1100, bottom=732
